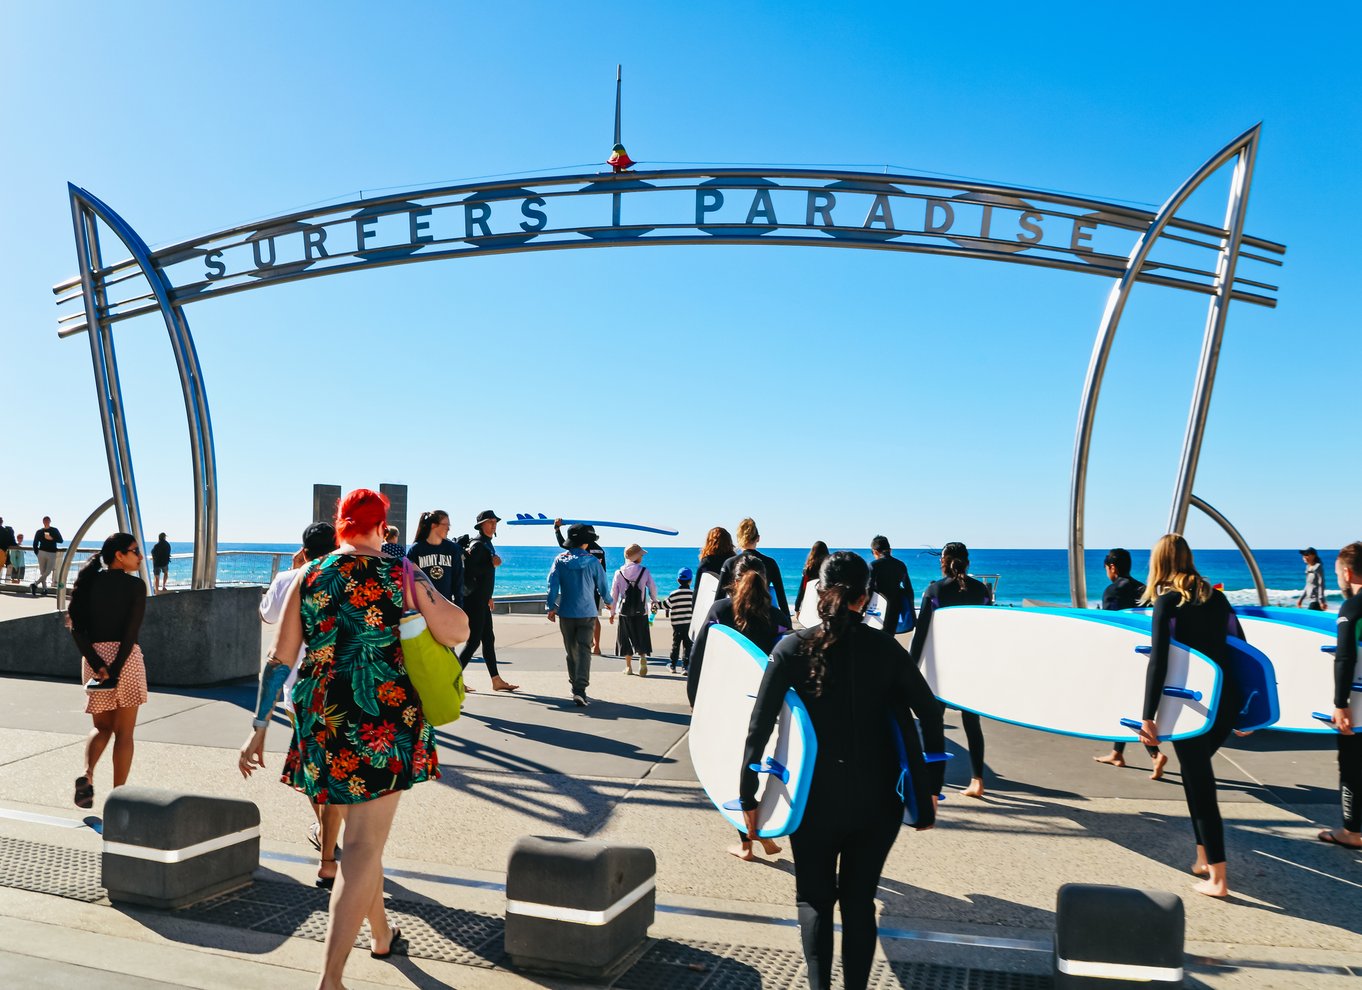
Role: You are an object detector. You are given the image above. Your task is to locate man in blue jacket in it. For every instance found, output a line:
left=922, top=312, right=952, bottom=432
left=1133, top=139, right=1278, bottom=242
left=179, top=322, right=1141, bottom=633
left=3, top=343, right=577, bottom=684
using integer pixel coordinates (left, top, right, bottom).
left=547, top=524, right=614, bottom=707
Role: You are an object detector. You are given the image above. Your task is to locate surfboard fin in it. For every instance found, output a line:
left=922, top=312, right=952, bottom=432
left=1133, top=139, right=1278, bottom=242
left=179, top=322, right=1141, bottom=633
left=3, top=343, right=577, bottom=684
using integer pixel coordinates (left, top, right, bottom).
left=1312, top=712, right=1336, bottom=725
left=1135, top=645, right=1152, bottom=655
left=1162, top=686, right=1202, bottom=702
left=1119, top=717, right=1142, bottom=731
left=1321, top=645, right=1337, bottom=654
left=721, top=799, right=745, bottom=811
left=923, top=752, right=953, bottom=763
left=748, top=758, right=790, bottom=785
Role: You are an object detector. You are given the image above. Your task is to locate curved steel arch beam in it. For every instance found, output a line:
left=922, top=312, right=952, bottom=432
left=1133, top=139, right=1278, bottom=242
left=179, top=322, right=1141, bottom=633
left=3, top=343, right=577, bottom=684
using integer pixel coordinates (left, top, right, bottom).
left=1189, top=495, right=1268, bottom=606
left=1066, top=125, right=1261, bottom=607
left=69, top=185, right=219, bottom=588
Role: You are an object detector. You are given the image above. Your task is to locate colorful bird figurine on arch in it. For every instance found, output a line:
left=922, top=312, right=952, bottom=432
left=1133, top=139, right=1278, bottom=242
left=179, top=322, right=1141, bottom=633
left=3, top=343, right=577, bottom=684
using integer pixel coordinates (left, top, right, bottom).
left=608, top=143, right=635, bottom=172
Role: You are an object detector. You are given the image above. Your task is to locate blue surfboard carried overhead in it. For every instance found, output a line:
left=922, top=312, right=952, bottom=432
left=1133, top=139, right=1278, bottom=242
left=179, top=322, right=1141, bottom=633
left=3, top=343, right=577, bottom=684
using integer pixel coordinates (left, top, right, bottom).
left=1099, top=608, right=1280, bottom=731
left=1233, top=604, right=1337, bottom=636
left=507, top=512, right=679, bottom=537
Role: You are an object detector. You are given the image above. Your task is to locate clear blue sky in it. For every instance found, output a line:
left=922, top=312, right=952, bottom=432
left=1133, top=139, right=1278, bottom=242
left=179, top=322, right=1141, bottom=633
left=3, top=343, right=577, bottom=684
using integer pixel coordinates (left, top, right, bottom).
left=2, top=2, right=1358, bottom=550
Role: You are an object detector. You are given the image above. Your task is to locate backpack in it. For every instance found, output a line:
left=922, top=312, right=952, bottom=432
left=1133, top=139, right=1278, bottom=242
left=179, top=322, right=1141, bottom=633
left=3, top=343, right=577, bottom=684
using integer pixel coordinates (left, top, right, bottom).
left=620, top=569, right=648, bottom=616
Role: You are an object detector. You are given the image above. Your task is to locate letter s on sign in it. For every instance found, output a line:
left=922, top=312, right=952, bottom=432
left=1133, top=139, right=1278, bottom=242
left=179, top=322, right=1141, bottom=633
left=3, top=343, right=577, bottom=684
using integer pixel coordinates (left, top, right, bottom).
left=204, top=251, right=226, bottom=280
left=1016, top=211, right=1043, bottom=245
left=520, top=196, right=548, bottom=232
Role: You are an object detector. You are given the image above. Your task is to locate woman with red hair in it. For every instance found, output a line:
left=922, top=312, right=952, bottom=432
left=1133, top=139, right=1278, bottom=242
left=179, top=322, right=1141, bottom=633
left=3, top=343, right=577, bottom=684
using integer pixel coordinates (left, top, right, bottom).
left=239, top=489, right=468, bottom=986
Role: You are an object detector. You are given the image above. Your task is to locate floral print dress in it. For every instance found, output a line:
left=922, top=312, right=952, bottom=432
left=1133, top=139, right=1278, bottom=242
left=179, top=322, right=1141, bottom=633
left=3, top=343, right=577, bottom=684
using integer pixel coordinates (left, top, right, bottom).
left=282, top=553, right=440, bottom=803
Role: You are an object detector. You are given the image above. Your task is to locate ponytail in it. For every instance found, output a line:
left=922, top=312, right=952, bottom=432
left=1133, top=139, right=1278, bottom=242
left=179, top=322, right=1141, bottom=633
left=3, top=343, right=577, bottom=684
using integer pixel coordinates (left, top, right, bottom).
left=940, top=542, right=970, bottom=592
left=414, top=509, right=447, bottom=544
left=731, top=557, right=770, bottom=635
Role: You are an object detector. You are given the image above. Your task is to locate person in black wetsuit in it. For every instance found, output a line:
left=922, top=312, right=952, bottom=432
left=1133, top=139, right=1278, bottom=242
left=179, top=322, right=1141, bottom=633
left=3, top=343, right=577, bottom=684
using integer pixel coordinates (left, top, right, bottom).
left=554, top=519, right=608, bottom=655
left=717, top=517, right=791, bottom=625
left=1320, top=541, right=1362, bottom=850
left=909, top=542, right=992, bottom=798
left=740, top=552, right=944, bottom=990
left=794, top=541, right=829, bottom=619
left=1093, top=547, right=1168, bottom=777
left=868, top=536, right=914, bottom=638
left=459, top=510, right=519, bottom=693
left=687, top=556, right=789, bottom=860
left=1135, top=534, right=1246, bottom=898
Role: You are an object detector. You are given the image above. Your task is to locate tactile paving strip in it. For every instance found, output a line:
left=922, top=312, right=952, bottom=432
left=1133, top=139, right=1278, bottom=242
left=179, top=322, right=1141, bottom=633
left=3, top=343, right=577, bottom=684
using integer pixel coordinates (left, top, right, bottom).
left=0, top=835, right=1050, bottom=987
left=0, top=835, right=104, bottom=903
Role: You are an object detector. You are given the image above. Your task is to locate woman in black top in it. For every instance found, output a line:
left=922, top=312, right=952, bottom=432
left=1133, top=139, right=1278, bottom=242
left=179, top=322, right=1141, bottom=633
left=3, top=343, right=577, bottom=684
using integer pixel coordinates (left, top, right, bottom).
left=909, top=542, right=992, bottom=798
left=688, top=556, right=788, bottom=859
left=407, top=510, right=464, bottom=607
left=1136, top=534, right=1245, bottom=897
left=1322, top=542, right=1362, bottom=849
left=741, top=552, right=944, bottom=990
left=794, top=541, right=829, bottom=617
left=67, top=532, right=149, bottom=809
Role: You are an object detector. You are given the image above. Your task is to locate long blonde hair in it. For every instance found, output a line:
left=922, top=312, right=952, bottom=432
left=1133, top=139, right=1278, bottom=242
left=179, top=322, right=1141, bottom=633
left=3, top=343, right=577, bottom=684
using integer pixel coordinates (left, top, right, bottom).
left=1140, top=533, right=1211, bottom=606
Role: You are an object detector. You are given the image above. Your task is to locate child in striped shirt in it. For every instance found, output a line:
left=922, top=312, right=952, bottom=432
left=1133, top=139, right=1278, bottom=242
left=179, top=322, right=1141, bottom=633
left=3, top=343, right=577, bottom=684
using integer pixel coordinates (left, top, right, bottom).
left=663, top=568, right=695, bottom=672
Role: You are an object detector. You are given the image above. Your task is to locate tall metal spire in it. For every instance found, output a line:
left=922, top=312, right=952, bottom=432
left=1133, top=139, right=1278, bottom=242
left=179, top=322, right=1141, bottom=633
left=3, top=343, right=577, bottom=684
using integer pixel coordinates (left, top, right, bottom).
left=613, top=64, right=622, bottom=146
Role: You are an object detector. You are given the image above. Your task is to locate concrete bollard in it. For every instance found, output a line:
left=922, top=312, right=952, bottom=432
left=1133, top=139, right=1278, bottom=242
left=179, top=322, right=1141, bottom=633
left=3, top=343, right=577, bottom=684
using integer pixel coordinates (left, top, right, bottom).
left=102, top=786, right=259, bottom=909
left=505, top=835, right=655, bottom=980
left=1054, top=883, right=1185, bottom=988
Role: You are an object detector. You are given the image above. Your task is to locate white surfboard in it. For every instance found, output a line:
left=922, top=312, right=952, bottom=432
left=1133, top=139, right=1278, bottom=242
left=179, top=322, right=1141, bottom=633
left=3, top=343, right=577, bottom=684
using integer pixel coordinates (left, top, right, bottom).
left=796, top=579, right=821, bottom=628
left=1235, top=615, right=1357, bottom=732
left=921, top=607, right=1222, bottom=741
left=688, top=625, right=816, bottom=838
left=864, top=591, right=892, bottom=632
left=689, top=571, right=720, bottom=642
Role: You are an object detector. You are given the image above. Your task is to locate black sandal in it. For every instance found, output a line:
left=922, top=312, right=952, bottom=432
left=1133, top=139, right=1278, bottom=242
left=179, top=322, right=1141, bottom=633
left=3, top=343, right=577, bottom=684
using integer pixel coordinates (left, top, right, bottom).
left=73, top=776, right=94, bottom=809
left=315, top=858, right=337, bottom=889
left=370, top=926, right=403, bottom=959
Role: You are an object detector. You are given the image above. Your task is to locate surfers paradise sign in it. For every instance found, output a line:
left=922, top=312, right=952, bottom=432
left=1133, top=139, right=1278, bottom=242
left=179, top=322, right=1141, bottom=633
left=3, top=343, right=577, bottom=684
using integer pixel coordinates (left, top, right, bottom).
left=54, top=127, right=1283, bottom=604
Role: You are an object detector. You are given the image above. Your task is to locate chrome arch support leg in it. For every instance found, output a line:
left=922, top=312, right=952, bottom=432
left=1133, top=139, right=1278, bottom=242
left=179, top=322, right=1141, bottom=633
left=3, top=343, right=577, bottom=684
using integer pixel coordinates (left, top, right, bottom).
left=56, top=498, right=115, bottom=612
left=69, top=185, right=219, bottom=589
left=1067, top=124, right=1263, bottom=607
left=1189, top=494, right=1268, bottom=606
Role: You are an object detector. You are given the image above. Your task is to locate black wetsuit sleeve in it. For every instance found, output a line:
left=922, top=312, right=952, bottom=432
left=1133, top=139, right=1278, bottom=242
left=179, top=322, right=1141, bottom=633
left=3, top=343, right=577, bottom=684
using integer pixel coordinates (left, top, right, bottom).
left=739, top=647, right=797, bottom=809
left=908, top=589, right=936, bottom=666
left=1336, top=596, right=1361, bottom=709
left=686, top=617, right=712, bottom=707
left=766, top=556, right=791, bottom=624
left=1143, top=593, right=1175, bottom=720
left=554, top=525, right=566, bottom=548
left=901, top=566, right=915, bottom=623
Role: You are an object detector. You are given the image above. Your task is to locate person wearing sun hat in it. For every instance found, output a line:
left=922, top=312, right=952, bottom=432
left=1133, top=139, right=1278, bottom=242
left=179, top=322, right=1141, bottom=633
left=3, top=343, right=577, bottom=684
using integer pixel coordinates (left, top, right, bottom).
left=610, top=543, right=659, bottom=675
left=1298, top=547, right=1327, bottom=611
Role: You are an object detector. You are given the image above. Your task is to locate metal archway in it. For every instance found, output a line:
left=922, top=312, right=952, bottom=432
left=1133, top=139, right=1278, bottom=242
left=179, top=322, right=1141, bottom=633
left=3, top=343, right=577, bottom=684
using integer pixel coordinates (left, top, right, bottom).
left=55, top=136, right=1284, bottom=598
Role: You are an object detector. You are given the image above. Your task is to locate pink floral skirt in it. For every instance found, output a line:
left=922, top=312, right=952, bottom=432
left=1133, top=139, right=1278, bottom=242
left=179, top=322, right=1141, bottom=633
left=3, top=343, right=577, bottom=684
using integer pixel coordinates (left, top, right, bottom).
left=82, top=642, right=148, bottom=714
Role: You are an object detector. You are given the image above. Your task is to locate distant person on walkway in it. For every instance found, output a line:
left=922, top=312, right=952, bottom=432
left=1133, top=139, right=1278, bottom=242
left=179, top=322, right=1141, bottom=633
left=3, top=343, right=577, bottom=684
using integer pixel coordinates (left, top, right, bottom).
left=794, top=541, right=829, bottom=618
left=910, top=542, right=993, bottom=799
left=740, top=551, right=943, bottom=990
left=7, top=535, right=25, bottom=584
left=695, top=526, right=735, bottom=592
left=554, top=518, right=608, bottom=655
left=689, top=554, right=788, bottom=861
left=0, top=517, right=14, bottom=579
left=31, top=516, right=62, bottom=596
left=868, top=536, right=914, bottom=638
left=240, top=488, right=467, bottom=987
left=1136, top=534, right=1246, bottom=898
left=259, top=521, right=341, bottom=887
left=150, top=533, right=172, bottom=594
left=546, top=523, right=614, bottom=706
left=1093, top=548, right=1167, bottom=778
left=663, top=568, right=695, bottom=672
left=717, top=517, right=791, bottom=624
left=1320, top=542, right=1362, bottom=850
left=407, top=510, right=465, bottom=607
left=459, top=510, right=518, bottom=692
left=1298, top=547, right=1327, bottom=610
left=67, top=532, right=148, bottom=809
left=610, top=543, right=658, bottom=676
left=380, top=526, right=404, bottom=558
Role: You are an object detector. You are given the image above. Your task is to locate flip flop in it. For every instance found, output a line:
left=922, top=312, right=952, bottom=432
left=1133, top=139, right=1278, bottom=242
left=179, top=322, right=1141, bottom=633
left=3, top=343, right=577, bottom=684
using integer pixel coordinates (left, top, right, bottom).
left=307, top=821, right=321, bottom=851
left=73, top=776, right=94, bottom=810
left=370, top=926, right=403, bottom=959
left=1317, top=829, right=1362, bottom=849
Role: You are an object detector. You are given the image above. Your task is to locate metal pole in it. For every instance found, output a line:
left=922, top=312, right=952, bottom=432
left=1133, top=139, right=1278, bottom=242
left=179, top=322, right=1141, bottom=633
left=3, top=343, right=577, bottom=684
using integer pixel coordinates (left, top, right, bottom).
left=1167, top=136, right=1260, bottom=536
left=55, top=498, right=115, bottom=612
left=614, top=65, right=622, bottom=147
left=1188, top=495, right=1268, bottom=606
left=1067, top=124, right=1262, bottom=607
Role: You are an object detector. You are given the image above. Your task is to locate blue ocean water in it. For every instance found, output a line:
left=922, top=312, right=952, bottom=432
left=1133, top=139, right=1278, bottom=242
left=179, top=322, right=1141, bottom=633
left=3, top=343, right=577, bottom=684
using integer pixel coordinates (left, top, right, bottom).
left=154, top=543, right=1342, bottom=608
